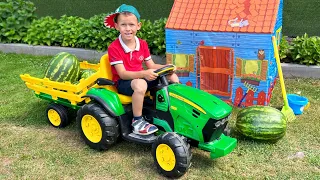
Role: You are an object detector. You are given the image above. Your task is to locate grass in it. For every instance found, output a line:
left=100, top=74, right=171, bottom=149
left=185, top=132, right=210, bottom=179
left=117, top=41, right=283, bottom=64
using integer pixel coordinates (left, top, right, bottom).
left=0, top=52, right=320, bottom=179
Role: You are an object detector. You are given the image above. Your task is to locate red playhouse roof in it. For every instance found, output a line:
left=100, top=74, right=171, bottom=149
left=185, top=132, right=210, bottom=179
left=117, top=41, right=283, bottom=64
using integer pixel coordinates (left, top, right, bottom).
left=166, top=0, right=280, bottom=33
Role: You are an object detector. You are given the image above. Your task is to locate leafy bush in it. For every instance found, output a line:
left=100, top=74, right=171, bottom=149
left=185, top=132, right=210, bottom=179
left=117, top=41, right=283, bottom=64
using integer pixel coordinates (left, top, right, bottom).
left=279, top=36, right=291, bottom=60
left=137, top=18, right=166, bottom=55
left=25, top=15, right=87, bottom=47
left=290, top=33, right=320, bottom=66
left=137, top=19, right=155, bottom=49
left=279, top=34, right=320, bottom=66
left=77, top=14, right=118, bottom=51
left=20, top=13, right=167, bottom=54
left=0, top=0, right=167, bottom=54
left=58, top=15, right=86, bottom=47
left=23, top=16, right=60, bottom=46
left=0, top=0, right=36, bottom=43
left=150, top=18, right=167, bottom=55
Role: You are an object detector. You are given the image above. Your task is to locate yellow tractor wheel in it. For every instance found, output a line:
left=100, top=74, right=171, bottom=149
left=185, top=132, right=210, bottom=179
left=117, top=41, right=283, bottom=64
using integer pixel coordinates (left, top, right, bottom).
left=152, top=132, right=192, bottom=178
left=77, top=103, right=119, bottom=150
left=46, top=103, right=70, bottom=128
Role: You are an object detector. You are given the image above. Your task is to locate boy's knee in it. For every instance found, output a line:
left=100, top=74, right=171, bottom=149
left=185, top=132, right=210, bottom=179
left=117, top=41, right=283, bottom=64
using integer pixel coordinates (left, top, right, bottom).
left=168, top=74, right=179, bottom=83
left=131, top=79, right=147, bottom=93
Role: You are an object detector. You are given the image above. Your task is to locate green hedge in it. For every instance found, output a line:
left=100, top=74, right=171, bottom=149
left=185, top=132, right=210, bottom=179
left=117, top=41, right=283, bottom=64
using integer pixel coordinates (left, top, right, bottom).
left=0, top=0, right=166, bottom=55
left=22, top=14, right=166, bottom=55
left=281, top=34, right=320, bottom=66
left=30, top=0, right=174, bottom=23
left=1, top=0, right=319, bottom=36
left=27, top=0, right=320, bottom=37
left=1, top=0, right=319, bottom=65
left=283, top=0, right=320, bottom=36
left=0, top=0, right=36, bottom=43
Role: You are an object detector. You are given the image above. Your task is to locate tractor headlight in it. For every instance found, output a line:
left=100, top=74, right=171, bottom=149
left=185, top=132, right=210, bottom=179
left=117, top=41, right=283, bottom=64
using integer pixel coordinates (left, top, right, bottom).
left=214, top=115, right=229, bottom=127
left=202, top=115, right=230, bottom=142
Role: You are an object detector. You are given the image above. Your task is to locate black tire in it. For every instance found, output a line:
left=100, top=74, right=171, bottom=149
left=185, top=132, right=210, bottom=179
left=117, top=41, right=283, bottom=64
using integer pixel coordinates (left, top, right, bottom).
left=77, top=103, right=119, bottom=150
left=152, top=132, right=192, bottom=178
left=46, top=103, right=70, bottom=128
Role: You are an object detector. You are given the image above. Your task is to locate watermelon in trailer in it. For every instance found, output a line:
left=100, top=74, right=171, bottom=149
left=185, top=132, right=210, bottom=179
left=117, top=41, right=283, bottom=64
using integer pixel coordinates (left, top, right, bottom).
left=235, top=106, right=287, bottom=141
left=44, top=52, right=80, bottom=83
left=79, top=69, right=96, bottom=80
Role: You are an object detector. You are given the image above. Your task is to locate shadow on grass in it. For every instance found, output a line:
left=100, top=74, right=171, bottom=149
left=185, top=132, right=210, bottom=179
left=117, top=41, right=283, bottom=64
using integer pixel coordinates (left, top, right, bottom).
left=5, top=100, right=49, bottom=127
left=231, top=128, right=282, bottom=144
left=190, top=150, right=217, bottom=169
left=5, top=100, right=80, bottom=131
left=5, top=101, right=238, bottom=174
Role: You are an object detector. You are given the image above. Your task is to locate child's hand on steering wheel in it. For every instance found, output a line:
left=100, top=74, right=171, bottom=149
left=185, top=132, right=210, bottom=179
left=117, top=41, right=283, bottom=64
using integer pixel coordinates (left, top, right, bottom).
left=143, top=69, right=158, bottom=81
left=168, top=64, right=176, bottom=74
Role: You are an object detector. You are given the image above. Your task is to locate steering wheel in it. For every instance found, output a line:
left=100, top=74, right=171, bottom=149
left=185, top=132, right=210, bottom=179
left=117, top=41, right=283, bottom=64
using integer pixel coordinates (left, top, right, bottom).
left=153, top=65, right=175, bottom=86
left=154, top=64, right=175, bottom=77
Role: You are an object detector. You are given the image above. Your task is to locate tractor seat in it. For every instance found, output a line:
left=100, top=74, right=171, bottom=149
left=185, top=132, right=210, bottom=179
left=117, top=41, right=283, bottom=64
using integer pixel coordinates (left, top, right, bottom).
left=99, top=54, right=132, bottom=104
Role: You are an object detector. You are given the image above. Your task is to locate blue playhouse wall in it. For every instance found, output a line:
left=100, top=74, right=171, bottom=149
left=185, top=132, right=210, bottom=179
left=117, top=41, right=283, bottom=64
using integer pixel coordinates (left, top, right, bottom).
left=166, top=29, right=199, bottom=87
left=166, top=29, right=279, bottom=105
left=165, top=0, right=283, bottom=106
left=231, top=33, right=277, bottom=105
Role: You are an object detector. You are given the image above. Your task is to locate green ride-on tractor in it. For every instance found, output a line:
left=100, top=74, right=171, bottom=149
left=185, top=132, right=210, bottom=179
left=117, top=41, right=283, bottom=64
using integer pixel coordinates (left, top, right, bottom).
left=77, top=57, right=237, bottom=178
left=21, top=54, right=237, bottom=178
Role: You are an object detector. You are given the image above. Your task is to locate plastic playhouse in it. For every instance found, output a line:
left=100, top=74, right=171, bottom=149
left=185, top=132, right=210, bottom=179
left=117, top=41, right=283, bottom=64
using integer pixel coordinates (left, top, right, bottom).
left=165, top=0, right=284, bottom=107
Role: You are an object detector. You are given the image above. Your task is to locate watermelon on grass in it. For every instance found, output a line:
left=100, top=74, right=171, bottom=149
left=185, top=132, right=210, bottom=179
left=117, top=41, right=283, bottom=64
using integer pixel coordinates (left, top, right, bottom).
left=236, top=106, right=287, bottom=141
left=44, top=52, right=80, bottom=83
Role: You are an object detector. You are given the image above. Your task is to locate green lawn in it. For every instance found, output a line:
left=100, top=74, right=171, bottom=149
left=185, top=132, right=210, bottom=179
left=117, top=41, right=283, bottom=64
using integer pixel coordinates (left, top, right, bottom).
left=0, top=52, right=319, bottom=179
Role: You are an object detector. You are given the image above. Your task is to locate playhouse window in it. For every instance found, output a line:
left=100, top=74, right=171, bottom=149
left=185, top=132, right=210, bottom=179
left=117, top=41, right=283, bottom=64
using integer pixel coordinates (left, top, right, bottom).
left=166, top=53, right=194, bottom=76
left=236, top=58, right=267, bottom=81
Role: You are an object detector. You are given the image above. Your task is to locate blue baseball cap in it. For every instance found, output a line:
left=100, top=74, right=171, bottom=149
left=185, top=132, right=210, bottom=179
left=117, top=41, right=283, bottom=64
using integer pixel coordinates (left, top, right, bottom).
left=104, top=4, right=141, bottom=28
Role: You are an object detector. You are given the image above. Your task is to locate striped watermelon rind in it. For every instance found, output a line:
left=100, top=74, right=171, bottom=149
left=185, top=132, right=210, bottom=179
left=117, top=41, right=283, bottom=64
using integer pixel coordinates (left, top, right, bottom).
left=236, top=106, right=287, bottom=141
left=79, top=69, right=96, bottom=80
left=44, top=52, right=80, bottom=83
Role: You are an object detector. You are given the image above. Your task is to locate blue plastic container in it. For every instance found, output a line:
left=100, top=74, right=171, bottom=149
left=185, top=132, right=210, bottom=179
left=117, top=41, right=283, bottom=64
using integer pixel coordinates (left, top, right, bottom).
left=287, top=94, right=309, bottom=115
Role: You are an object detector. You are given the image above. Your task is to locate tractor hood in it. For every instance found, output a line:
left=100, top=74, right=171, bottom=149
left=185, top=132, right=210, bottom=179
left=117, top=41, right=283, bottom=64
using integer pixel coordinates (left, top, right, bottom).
left=168, top=84, right=232, bottom=119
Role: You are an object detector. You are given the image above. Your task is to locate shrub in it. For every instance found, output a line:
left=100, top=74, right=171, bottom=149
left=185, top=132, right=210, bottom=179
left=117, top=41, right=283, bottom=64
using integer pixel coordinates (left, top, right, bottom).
left=23, top=16, right=60, bottom=46
left=150, top=18, right=167, bottom=55
left=58, top=15, right=85, bottom=47
left=0, top=0, right=36, bottom=43
left=77, top=14, right=119, bottom=51
left=20, top=13, right=167, bottom=54
left=279, top=36, right=290, bottom=60
left=137, top=18, right=166, bottom=55
left=290, top=33, right=320, bottom=66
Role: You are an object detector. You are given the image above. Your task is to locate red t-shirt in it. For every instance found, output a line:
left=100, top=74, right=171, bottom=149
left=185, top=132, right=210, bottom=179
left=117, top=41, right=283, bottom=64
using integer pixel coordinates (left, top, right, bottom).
left=107, top=35, right=151, bottom=82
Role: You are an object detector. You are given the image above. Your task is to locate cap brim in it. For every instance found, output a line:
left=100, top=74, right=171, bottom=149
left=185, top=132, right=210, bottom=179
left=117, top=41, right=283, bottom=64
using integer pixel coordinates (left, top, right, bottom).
left=104, top=13, right=118, bottom=28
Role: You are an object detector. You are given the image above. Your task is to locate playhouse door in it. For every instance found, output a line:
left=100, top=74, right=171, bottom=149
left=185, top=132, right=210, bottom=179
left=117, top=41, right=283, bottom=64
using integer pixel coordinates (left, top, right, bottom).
left=198, top=46, right=234, bottom=101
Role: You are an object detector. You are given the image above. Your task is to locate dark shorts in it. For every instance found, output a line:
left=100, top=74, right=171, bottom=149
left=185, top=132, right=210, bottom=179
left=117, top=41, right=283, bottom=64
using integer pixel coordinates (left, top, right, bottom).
left=117, top=79, right=158, bottom=96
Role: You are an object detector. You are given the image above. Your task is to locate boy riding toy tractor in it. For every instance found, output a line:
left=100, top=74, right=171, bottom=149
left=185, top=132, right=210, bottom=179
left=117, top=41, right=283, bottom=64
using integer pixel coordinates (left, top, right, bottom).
left=20, top=54, right=237, bottom=178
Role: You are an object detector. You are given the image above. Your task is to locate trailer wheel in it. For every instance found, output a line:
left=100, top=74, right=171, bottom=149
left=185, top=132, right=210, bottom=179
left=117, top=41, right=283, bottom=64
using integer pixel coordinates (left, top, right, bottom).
left=46, top=103, right=70, bottom=128
left=77, top=103, right=119, bottom=150
left=152, top=132, right=192, bottom=178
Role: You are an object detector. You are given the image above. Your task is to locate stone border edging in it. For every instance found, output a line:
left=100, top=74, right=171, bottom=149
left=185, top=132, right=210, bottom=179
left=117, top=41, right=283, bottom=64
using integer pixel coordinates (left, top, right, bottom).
left=0, top=43, right=105, bottom=64
left=0, top=43, right=319, bottom=78
left=281, top=63, right=320, bottom=78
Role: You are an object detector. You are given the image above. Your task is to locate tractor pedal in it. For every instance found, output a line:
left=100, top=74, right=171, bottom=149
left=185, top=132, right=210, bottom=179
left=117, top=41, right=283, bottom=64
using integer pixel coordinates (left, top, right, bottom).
left=128, top=133, right=157, bottom=141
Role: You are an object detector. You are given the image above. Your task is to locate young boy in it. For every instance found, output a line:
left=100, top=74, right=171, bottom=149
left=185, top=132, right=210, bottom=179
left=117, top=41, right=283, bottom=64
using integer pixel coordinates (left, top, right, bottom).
left=104, top=4, right=179, bottom=135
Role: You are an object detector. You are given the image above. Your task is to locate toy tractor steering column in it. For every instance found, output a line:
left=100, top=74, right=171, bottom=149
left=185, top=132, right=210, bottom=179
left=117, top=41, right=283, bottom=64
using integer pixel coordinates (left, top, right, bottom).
left=154, top=65, right=175, bottom=86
